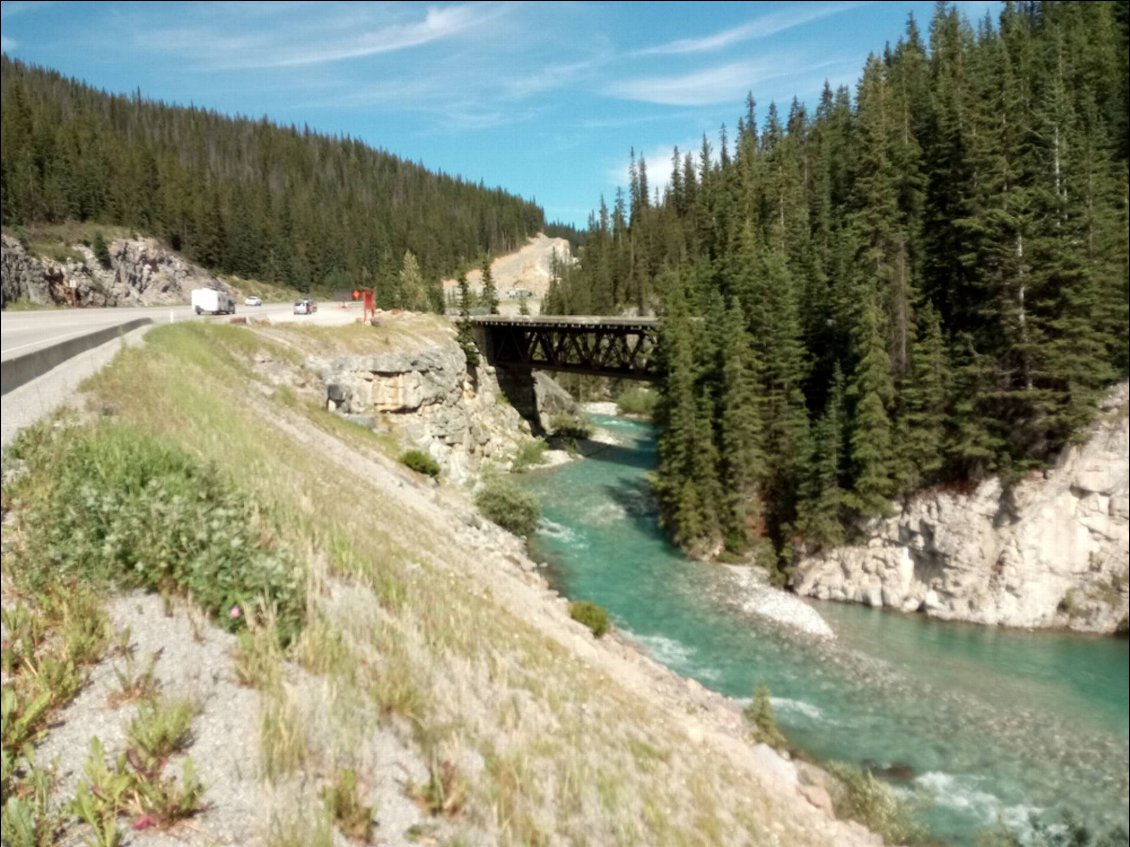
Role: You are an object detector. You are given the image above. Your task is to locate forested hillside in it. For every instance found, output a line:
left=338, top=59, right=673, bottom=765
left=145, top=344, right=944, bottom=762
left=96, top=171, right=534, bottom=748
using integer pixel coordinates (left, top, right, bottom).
left=0, top=56, right=544, bottom=298
left=548, top=1, right=1129, bottom=565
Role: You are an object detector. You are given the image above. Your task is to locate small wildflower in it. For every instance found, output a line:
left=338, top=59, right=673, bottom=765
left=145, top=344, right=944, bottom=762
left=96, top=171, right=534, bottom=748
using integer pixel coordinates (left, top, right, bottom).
left=230, top=606, right=242, bottom=619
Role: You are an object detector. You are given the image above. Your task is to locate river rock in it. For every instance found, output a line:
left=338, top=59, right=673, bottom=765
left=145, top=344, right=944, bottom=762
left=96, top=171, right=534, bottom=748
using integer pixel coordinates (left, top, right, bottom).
left=792, top=383, right=1130, bottom=634
left=726, top=565, right=835, bottom=639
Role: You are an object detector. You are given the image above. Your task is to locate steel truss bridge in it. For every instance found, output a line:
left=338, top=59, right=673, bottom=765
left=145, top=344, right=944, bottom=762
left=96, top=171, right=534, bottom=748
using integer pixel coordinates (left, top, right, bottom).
left=469, top=315, right=659, bottom=380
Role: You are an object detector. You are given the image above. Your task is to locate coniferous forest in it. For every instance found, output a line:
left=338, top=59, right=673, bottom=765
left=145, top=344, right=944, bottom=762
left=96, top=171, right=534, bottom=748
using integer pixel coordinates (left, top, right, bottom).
left=545, top=1, right=1129, bottom=566
left=0, top=55, right=545, bottom=298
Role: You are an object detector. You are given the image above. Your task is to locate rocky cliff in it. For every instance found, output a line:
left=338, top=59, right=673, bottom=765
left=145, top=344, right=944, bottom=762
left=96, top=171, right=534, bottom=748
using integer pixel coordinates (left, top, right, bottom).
left=442, top=233, right=573, bottom=303
left=792, top=383, right=1130, bottom=634
left=310, top=329, right=532, bottom=485
left=1, top=233, right=228, bottom=307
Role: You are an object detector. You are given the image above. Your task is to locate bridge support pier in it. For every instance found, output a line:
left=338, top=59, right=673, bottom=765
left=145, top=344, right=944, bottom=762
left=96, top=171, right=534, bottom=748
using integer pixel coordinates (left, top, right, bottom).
left=494, top=366, right=542, bottom=435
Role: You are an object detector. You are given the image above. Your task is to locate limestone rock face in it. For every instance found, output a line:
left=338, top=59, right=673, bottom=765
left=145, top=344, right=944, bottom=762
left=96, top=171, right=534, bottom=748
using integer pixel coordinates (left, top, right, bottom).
left=316, top=338, right=532, bottom=484
left=105, top=238, right=227, bottom=304
left=1, top=234, right=53, bottom=305
left=1, top=234, right=227, bottom=307
left=792, top=384, right=1130, bottom=633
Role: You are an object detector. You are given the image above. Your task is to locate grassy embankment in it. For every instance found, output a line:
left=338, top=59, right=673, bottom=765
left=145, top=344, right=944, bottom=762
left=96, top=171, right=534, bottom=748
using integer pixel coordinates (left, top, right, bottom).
left=2, top=320, right=874, bottom=846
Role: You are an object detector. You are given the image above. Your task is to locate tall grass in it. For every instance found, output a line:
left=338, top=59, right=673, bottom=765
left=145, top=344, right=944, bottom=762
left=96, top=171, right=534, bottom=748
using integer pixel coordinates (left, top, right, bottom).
left=0, top=321, right=884, bottom=847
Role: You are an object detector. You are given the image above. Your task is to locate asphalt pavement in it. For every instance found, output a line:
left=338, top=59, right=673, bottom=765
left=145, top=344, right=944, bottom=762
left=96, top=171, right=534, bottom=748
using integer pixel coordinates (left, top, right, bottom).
left=0, top=302, right=306, bottom=361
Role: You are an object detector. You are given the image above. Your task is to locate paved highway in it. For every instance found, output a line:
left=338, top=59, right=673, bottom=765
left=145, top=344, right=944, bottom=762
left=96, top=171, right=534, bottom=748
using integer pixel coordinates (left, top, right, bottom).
left=0, top=301, right=320, bottom=361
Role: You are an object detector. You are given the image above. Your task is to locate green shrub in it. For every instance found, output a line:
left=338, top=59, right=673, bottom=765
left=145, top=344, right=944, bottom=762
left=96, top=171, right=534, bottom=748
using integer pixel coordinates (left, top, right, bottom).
left=511, top=439, right=548, bottom=473
left=548, top=414, right=593, bottom=440
left=615, top=387, right=658, bottom=417
left=93, top=232, right=112, bottom=269
left=568, top=600, right=610, bottom=638
left=743, top=683, right=787, bottom=750
left=475, top=478, right=540, bottom=537
left=824, top=762, right=928, bottom=846
left=13, top=424, right=304, bottom=642
left=401, top=449, right=441, bottom=479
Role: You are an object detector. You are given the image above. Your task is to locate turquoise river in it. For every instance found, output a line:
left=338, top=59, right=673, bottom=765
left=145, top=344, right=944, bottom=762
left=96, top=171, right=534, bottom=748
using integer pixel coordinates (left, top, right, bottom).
left=522, top=416, right=1128, bottom=846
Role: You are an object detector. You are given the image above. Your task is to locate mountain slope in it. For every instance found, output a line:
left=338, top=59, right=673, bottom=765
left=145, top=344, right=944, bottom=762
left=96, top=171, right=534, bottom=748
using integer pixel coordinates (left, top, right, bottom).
left=0, top=56, right=543, bottom=292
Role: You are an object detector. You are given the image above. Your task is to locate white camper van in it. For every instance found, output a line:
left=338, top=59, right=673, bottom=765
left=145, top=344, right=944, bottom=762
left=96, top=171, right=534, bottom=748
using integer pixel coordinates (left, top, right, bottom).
left=191, top=287, right=236, bottom=316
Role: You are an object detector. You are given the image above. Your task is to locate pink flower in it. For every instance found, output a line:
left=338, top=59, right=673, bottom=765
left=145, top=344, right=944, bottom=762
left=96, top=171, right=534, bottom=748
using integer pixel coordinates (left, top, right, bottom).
left=230, top=606, right=242, bottom=619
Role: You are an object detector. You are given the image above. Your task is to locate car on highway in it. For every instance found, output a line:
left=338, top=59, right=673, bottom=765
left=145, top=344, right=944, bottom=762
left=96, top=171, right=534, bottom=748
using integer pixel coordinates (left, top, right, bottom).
left=245, top=295, right=262, bottom=307
left=293, top=299, right=317, bottom=315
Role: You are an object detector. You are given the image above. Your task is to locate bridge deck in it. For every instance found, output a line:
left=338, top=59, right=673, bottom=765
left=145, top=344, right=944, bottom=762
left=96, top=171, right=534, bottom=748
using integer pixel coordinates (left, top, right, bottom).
left=469, top=315, right=658, bottom=330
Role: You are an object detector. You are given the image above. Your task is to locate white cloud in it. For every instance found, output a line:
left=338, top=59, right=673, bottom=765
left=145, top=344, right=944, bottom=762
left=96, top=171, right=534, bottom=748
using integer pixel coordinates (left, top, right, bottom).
left=143, top=3, right=505, bottom=70
left=501, top=53, right=611, bottom=101
left=633, top=3, right=859, bottom=57
left=1, top=34, right=16, bottom=51
left=604, top=141, right=696, bottom=199
left=606, top=61, right=774, bottom=107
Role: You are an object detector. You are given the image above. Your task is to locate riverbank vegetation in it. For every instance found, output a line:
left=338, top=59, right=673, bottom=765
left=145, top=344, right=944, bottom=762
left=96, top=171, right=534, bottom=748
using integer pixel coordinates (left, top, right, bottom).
left=544, top=1, right=1129, bottom=568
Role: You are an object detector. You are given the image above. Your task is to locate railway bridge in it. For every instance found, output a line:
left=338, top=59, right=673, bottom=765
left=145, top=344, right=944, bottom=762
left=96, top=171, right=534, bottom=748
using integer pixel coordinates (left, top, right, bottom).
left=468, top=315, right=659, bottom=380
left=465, top=315, right=659, bottom=432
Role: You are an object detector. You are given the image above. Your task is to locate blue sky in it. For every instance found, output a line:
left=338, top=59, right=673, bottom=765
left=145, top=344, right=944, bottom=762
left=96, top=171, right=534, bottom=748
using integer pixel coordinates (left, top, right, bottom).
left=1, top=1, right=1000, bottom=228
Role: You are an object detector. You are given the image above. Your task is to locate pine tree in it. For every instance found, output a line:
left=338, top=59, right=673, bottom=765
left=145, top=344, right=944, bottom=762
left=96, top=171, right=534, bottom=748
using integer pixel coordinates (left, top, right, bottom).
left=847, top=287, right=896, bottom=516
left=897, top=303, right=949, bottom=489
left=92, top=231, right=112, bottom=269
left=456, top=272, right=479, bottom=368
left=717, top=299, right=766, bottom=553
left=480, top=254, right=499, bottom=314
left=399, top=250, right=426, bottom=311
left=798, top=364, right=848, bottom=547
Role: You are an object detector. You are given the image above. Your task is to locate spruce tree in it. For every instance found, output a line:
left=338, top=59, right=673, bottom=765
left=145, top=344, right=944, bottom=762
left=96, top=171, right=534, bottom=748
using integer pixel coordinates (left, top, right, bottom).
left=480, top=254, right=500, bottom=314
left=399, top=250, right=426, bottom=311
left=897, top=303, right=949, bottom=489
left=847, top=287, right=896, bottom=516
left=798, top=363, right=847, bottom=548
left=456, top=272, right=479, bottom=368
left=92, top=231, right=112, bottom=269
left=717, top=299, right=766, bottom=553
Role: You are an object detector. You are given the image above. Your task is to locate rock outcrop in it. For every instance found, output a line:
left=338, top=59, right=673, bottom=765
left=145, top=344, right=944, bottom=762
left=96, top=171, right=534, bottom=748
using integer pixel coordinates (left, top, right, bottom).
left=312, top=334, right=532, bottom=484
left=792, top=384, right=1130, bottom=633
left=1, top=234, right=227, bottom=307
left=442, top=233, right=574, bottom=303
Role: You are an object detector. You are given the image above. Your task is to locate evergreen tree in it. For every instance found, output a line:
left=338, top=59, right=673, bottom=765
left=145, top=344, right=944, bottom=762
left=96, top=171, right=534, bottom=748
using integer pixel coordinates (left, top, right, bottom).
left=717, top=299, right=766, bottom=554
left=399, top=250, right=426, bottom=311
left=92, top=231, right=112, bottom=269
left=480, top=254, right=499, bottom=314
left=897, top=303, right=949, bottom=489
left=847, top=287, right=896, bottom=517
left=456, top=273, right=479, bottom=368
left=798, top=363, right=847, bottom=548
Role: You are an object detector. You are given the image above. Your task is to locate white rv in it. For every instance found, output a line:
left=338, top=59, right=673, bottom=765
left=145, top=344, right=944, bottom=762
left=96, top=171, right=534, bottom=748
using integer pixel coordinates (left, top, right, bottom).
left=191, top=287, right=236, bottom=316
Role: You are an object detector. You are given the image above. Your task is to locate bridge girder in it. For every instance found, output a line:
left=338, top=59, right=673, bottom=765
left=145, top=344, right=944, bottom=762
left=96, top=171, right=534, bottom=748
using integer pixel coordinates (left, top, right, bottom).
left=470, top=316, right=658, bottom=380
